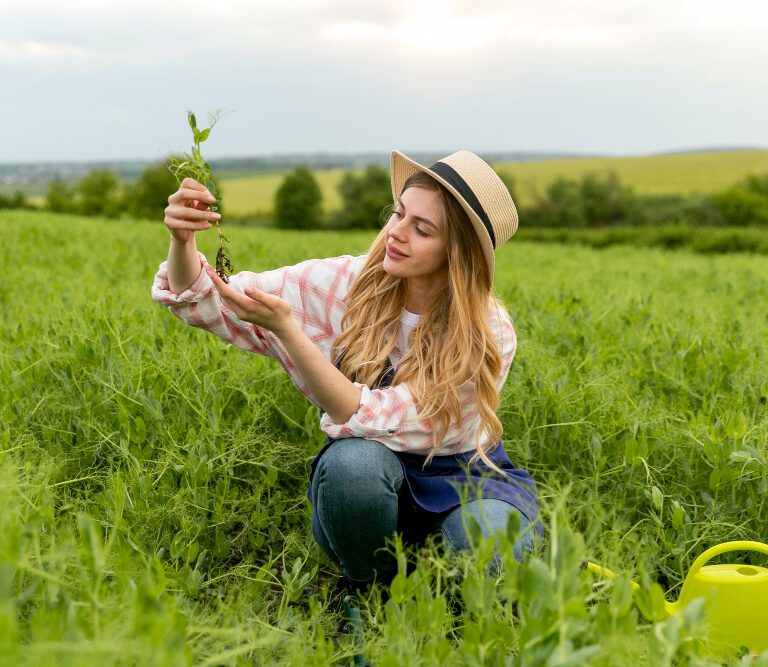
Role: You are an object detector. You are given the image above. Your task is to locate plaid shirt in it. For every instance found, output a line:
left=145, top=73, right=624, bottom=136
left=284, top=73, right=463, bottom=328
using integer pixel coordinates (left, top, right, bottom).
left=151, top=250, right=517, bottom=456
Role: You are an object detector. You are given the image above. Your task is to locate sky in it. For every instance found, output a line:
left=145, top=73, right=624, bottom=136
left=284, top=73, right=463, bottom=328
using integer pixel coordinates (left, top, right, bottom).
left=1, top=0, right=768, bottom=163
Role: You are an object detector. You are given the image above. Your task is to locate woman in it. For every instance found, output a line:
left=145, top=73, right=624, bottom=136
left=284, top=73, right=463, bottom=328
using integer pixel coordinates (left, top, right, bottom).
left=151, top=149, right=542, bottom=591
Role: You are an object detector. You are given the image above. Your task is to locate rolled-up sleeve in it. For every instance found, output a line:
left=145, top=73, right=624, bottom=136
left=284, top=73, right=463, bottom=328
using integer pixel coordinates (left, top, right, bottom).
left=151, top=250, right=365, bottom=378
left=320, top=300, right=517, bottom=454
left=151, top=250, right=280, bottom=356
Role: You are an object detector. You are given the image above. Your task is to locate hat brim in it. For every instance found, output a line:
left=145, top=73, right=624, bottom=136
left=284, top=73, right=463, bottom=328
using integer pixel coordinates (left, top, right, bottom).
left=390, top=150, right=495, bottom=280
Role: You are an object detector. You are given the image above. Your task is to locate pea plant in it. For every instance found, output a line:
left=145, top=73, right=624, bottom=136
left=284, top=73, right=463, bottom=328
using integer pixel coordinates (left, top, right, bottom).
left=168, top=110, right=234, bottom=283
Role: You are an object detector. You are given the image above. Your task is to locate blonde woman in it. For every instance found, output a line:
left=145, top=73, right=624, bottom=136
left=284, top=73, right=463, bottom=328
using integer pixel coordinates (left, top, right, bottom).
left=152, top=150, right=542, bottom=592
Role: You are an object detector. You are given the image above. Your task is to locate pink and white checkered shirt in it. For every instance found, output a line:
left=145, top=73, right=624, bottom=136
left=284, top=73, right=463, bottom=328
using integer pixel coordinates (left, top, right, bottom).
left=151, top=250, right=517, bottom=456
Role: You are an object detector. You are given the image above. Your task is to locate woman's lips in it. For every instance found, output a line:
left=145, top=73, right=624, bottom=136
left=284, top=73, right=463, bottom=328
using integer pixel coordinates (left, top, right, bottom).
left=386, top=245, right=408, bottom=259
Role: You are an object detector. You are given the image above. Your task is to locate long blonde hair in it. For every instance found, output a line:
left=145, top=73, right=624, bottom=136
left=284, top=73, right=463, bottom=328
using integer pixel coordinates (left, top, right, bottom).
left=332, top=171, right=510, bottom=474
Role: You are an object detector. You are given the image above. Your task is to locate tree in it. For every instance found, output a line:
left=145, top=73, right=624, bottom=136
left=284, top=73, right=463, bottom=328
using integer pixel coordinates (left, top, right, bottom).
left=75, top=168, right=120, bottom=217
left=579, top=172, right=633, bottom=226
left=0, top=189, right=31, bottom=210
left=123, top=158, right=184, bottom=221
left=273, top=166, right=323, bottom=230
left=528, top=177, right=585, bottom=228
left=46, top=178, right=76, bottom=213
left=330, top=166, right=392, bottom=230
left=712, top=186, right=768, bottom=226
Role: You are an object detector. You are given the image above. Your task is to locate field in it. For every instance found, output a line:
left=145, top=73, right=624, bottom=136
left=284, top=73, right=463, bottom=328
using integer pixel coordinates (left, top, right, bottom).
left=218, top=149, right=768, bottom=216
left=2, top=210, right=768, bottom=665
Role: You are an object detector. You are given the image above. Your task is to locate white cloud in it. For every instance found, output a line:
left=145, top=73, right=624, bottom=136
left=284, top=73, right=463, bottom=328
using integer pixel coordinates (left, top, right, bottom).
left=0, top=39, right=91, bottom=60
left=1, top=0, right=767, bottom=160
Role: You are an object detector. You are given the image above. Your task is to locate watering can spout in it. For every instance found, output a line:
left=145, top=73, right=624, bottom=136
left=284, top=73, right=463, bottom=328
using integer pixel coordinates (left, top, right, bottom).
left=583, top=561, right=678, bottom=617
left=584, top=541, right=768, bottom=657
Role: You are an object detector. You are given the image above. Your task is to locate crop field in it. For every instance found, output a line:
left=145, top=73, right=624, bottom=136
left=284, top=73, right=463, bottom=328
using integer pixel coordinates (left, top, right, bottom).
left=219, top=149, right=768, bottom=216
left=2, top=210, right=768, bottom=665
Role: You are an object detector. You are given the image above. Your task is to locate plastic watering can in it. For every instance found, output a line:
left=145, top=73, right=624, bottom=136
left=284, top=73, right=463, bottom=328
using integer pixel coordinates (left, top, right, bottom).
left=585, top=540, right=768, bottom=657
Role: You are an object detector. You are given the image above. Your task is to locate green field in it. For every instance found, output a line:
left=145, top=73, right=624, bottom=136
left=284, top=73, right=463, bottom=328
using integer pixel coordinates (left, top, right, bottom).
left=219, top=149, right=768, bottom=216
left=3, top=210, right=768, bottom=665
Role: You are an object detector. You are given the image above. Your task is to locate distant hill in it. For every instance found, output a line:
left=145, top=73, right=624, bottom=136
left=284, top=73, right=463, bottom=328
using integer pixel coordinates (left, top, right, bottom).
left=2, top=147, right=767, bottom=201
left=0, top=150, right=596, bottom=192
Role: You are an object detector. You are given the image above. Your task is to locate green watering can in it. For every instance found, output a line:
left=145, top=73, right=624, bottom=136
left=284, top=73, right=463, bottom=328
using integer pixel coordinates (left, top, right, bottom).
left=585, top=540, right=768, bottom=657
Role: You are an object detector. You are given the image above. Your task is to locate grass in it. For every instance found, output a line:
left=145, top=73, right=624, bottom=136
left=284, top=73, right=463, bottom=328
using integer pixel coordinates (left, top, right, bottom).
left=2, top=209, right=768, bottom=665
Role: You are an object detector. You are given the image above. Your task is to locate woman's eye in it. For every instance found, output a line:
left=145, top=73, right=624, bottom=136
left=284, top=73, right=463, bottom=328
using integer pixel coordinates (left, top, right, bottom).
left=392, top=210, right=428, bottom=236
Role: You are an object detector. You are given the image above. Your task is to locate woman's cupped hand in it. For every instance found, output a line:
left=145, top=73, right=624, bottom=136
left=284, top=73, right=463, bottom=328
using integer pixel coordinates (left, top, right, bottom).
left=207, top=266, right=294, bottom=335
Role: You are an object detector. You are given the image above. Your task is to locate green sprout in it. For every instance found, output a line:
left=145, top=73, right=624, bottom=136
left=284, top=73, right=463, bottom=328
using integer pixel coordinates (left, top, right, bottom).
left=168, top=110, right=234, bottom=283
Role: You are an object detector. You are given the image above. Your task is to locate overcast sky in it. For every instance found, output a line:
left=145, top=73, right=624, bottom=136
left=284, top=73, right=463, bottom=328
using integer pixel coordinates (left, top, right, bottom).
left=2, top=0, right=767, bottom=162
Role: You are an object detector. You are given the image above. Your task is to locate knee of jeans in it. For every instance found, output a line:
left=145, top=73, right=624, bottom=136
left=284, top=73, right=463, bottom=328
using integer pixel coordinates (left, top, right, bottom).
left=317, top=437, right=403, bottom=490
left=439, top=500, right=532, bottom=559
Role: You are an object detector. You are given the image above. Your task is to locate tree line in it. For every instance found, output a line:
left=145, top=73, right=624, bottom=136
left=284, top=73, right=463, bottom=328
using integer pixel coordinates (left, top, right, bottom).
left=2, top=158, right=768, bottom=228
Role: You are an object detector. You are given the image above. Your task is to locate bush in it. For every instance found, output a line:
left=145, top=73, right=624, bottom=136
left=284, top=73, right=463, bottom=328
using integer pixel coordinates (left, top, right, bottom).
left=273, top=166, right=323, bottom=230
left=627, top=193, right=725, bottom=227
left=516, top=224, right=768, bottom=254
left=75, top=169, right=120, bottom=218
left=0, top=190, right=31, bottom=210
left=711, top=186, right=768, bottom=226
left=525, top=177, right=586, bottom=228
left=123, top=159, right=183, bottom=221
left=46, top=178, right=76, bottom=213
left=328, top=166, right=392, bottom=230
left=741, top=173, right=768, bottom=198
left=579, top=172, right=634, bottom=226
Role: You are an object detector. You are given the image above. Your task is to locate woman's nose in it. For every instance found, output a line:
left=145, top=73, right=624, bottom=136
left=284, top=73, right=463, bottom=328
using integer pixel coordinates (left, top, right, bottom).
left=389, top=216, right=409, bottom=237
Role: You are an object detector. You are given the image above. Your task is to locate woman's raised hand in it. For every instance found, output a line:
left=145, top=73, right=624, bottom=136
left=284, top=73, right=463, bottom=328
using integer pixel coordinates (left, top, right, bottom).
left=164, top=177, right=221, bottom=243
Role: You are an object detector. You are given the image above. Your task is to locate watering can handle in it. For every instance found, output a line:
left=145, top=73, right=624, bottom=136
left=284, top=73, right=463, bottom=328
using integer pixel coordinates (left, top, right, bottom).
left=687, top=540, right=768, bottom=580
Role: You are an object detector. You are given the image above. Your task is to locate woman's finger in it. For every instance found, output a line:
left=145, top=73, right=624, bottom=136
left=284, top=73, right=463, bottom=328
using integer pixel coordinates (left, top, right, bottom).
left=164, top=204, right=220, bottom=222
left=208, top=268, right=249, bottom=309
left=168, top=187, right=217, bottom=207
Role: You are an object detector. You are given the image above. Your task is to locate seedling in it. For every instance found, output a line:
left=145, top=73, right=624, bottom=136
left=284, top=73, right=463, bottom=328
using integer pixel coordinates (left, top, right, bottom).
left=168, top=110, right=234, bottom=283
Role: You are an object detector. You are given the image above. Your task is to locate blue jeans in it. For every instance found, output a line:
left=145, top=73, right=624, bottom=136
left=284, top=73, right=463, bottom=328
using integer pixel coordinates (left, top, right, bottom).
left=309, top=437, right=533, bottom=582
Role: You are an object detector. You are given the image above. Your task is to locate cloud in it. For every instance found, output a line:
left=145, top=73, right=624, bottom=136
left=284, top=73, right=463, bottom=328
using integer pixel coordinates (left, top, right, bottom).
left=0, top=39, right=91, bottom=60
left=1, top=0, right=767, bottom=160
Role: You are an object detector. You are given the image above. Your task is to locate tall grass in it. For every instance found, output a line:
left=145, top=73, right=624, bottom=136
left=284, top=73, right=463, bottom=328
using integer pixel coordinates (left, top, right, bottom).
left=2, top=210, right=767, bottom=665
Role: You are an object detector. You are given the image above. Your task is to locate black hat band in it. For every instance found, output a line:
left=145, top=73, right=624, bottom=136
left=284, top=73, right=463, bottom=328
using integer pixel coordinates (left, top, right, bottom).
left=430, top=161, right=496, bottom=248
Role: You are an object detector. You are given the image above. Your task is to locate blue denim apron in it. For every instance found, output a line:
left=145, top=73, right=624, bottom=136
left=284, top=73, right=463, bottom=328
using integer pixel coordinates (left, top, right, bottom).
left=307, top=354, right=544, bottom=539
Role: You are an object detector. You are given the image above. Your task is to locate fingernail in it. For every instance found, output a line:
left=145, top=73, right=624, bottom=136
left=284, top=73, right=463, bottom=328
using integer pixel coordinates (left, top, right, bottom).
left=206, top=195, right=216, bottom=202
left=212, top=213, right=221, bottom=219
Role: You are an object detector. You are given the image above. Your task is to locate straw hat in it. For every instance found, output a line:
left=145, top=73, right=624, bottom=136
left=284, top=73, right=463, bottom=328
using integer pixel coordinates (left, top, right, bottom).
left=390, top=149, right=518, bottom=280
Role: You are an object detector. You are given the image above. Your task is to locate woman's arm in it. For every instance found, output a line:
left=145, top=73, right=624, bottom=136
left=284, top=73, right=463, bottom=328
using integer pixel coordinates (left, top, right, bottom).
left=167, top=235, right=203, bottom=295
left=204, top=265, right=363, bottom=423
left=162, top=177, right=218, bottom=293
left=275, top=319, right=362, bottom=424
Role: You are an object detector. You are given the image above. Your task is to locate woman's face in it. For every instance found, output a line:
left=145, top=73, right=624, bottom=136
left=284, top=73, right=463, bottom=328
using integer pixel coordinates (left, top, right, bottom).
left=382, top=186, right=448, bottom=284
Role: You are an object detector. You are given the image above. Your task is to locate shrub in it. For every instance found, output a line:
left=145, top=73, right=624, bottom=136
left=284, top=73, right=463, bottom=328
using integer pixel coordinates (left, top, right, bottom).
left=328, top=166, right=391, bottom=230
left=711, top=186, right=768, bottom=226
left=46, top=178, right=76, bottom=213
left=741, top=173, right=768, bottom=198
left=273, top=166, right=324, bottom=230
left=627, top=193, right=725, bottom=227
left=0, top=190, right=31, bottom=210
left=579, top=172, right=634, bottom=226
left=75, top=168, right=120, bottom=218
left=525, top=177, right=586, bottom=228
left=123, top=158, right=184, bottom=221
